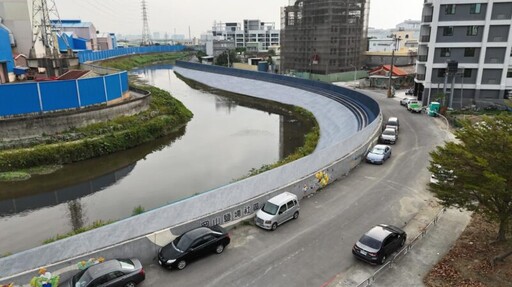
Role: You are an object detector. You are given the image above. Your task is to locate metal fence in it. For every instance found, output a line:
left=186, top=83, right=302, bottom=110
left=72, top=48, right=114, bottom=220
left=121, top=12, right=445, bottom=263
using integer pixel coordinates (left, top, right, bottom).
left=0, top=71, right=128, bottom=117
left=355, top=207, right=447, bottom=287
left=78, top=45, right=186, bottom=63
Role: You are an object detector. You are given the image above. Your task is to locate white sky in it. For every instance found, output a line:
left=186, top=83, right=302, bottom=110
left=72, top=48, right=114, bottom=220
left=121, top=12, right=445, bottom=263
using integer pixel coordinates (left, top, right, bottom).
left=54, top=0, right=424, bottom=38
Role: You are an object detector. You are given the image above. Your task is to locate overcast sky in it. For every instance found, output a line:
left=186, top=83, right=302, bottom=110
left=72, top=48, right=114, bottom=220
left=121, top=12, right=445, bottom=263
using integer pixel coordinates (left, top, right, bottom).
left=54, top=0, right=424, bottom=37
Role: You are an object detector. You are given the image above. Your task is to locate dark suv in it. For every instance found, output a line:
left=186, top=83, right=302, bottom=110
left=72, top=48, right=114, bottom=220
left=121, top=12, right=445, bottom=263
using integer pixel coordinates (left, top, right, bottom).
left=352, top=224, right=407, bottom=265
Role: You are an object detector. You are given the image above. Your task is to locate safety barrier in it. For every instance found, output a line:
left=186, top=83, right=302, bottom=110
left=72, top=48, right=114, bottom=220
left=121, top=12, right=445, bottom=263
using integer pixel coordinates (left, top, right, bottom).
left=78, top=45, right=186, bottom=63
left=0, top=71, right=128, bottom=117
left=175, top=61, right=380, bottom=124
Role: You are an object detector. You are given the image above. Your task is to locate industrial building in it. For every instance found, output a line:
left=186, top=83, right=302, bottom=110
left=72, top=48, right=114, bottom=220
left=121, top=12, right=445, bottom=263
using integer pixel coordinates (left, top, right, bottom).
left=415, top=0, right=512, bottom=107
left=280, top=0, right=370, bottom=75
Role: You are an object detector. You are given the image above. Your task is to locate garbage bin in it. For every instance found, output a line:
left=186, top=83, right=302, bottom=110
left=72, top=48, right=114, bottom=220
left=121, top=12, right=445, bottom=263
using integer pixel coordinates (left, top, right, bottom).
left=428, top=102, right=440, bottom=117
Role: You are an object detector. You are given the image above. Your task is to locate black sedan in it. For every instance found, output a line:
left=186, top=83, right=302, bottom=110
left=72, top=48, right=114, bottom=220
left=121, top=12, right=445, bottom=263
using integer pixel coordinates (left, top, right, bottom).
left=60, top=258, right=145, bottom=287
left=158, top=225, right=231, bottom=270
left=352, top=224, right=407, bottom=265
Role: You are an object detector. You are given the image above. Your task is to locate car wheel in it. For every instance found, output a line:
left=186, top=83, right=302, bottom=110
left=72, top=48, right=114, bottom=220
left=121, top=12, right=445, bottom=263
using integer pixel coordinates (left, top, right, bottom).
left=124, top=282, right=136, bottom=287
left=215, top=244, right=225, bottom=254
left=380, top=255, right=387, bottom=265
left=177, top=260, right=187, bottom=270
left=271, top=222, right=278, bottom=231
left=293, top=211, right=299, bottom=219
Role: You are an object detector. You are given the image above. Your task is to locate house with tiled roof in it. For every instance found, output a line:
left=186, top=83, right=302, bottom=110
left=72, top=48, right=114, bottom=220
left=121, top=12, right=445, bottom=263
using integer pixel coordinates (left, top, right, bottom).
left=368, top=65, right=415, bottom=89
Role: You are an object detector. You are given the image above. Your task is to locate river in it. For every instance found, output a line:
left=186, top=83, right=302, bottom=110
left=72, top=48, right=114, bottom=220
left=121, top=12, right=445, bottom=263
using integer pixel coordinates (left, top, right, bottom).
left=0, top=64, right=312, bottom=255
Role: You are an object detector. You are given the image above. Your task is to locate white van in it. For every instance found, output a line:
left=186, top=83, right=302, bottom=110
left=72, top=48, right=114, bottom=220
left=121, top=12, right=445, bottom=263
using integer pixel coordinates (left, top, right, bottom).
left=255, top=192, right=299, bottom=231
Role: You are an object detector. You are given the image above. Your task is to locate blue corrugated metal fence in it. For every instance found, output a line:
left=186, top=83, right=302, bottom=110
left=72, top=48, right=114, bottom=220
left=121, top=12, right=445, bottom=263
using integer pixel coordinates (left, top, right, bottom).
left=78, top=45, right=186, bottom=63
left=0, top=71, right=128, bottom=117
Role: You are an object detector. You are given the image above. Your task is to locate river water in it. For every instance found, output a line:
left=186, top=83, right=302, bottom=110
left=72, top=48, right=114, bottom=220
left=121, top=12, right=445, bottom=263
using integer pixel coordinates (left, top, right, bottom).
left=0, top=64, right=312, bottom=254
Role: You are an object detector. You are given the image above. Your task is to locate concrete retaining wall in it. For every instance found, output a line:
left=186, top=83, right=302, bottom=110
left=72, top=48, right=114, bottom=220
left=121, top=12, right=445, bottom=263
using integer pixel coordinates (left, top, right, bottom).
left=0, top=67, right=381, bottom=284
left=0, top=90, right=150, bottom=141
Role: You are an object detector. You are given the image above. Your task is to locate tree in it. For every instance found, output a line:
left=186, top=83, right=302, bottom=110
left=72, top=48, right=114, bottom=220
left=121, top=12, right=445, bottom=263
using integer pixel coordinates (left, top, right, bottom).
left=429, top=114, right=512, bottom=242
left=214, top=50, right=240, bottom=67
left=196, top=51, right=207, bottom=63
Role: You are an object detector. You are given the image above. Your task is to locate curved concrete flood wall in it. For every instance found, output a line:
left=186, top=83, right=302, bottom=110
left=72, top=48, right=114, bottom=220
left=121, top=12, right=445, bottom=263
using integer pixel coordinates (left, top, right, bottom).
left=0, top=64, right=381, bottom=284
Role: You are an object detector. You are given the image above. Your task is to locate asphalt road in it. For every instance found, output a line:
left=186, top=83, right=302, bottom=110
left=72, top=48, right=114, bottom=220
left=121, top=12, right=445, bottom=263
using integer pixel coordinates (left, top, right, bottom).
left=138, top=89, right=453, bottom=287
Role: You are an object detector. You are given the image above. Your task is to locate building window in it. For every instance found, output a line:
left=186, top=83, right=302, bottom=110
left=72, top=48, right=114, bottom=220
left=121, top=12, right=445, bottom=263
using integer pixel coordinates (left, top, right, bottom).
left=467, top=26, right=478, bottom=36
left=443, top=26, right=454, bottom=36
left=464, top=48, right=476, bottom=57
left=507, top=69, right=512, bottom=78
left=470, top=4, right=481, bottom=14
left=464, top=69, right=472, bottom=78
left=445, top=4, right=456, bottom=15
left=437, top=69, right=446, bottom=78
left=440, top=48, right=451, bottom=57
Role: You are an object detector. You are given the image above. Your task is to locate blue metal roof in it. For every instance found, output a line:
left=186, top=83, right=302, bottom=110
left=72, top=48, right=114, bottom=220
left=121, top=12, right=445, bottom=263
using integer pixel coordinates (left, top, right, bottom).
left=50, top=19, right=93, bottom=28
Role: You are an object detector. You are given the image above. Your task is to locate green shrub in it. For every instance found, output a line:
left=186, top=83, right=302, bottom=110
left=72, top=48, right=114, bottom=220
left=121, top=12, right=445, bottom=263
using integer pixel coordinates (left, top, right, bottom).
left=132, top=205, right=145, bottom=216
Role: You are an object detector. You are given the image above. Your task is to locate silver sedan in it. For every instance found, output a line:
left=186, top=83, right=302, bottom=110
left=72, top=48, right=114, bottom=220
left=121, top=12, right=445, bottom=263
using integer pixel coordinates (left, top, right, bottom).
left=366, top=144, right=392, bottom=165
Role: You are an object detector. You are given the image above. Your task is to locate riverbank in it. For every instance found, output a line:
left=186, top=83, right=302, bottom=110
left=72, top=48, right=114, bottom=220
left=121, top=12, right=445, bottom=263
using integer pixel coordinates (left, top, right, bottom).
left=0, top=52, right=193, bottom=180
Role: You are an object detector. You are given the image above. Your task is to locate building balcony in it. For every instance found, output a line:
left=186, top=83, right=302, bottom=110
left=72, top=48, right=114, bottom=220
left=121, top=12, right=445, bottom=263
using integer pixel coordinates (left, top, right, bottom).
left=416, top=74, right=426, bottom=81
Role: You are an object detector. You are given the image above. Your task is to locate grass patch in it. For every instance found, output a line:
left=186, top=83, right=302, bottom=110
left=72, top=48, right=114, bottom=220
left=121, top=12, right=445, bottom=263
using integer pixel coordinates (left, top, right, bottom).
left=0, top=172, right=30, bottom=181
left=99, top=52, right=190, bottom=70
left=132, top=205, right=145, bottom=216
left=43, top=220, right=114, bottom=244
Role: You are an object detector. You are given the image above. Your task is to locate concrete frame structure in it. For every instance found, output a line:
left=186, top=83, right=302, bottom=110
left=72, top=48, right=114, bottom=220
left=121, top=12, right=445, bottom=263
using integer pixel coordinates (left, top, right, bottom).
left=415, top=0, right=512, bottom=108
left=281, top=0, right=370, bottom=75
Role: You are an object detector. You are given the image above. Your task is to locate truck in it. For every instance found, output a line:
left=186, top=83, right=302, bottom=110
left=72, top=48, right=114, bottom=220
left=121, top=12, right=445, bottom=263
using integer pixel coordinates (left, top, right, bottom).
left=407, top=100, right=423, bottom=113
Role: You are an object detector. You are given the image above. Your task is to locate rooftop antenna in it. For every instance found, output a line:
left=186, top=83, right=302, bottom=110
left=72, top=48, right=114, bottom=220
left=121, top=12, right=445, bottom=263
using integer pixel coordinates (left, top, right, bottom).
left=141, top=0, right=153, bottom=46
left=30, top=0, right=69, bottom=58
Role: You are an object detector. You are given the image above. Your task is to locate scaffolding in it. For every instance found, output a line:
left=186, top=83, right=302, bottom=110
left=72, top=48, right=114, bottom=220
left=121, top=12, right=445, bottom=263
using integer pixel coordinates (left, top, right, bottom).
left=281, top=0, right=370, bottom=75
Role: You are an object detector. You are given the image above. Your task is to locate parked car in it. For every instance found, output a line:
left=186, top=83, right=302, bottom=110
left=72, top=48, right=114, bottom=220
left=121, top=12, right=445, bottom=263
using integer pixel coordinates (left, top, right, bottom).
left=407, top=100, right=423, bottom=113
left=60, top=258, right=145, bottom=287
left=400, top=97, right=414, bottom=106
left=405, top=88, right=414, bottom=95
left=158, top=225, right=231, bottom=270
left=379, top=128, right=398, bottom=144
left=255, top=191, right=299, bottom=231
left=366, top=144, right=392, bottom=164
left=352, top=224, right=407, bottom=265
left=385, top=117, right=400, bottom=132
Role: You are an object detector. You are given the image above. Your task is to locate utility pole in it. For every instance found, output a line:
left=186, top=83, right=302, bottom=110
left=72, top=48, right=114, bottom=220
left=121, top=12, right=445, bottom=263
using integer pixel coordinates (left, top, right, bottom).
left=387, top=35, right=399, bottom=98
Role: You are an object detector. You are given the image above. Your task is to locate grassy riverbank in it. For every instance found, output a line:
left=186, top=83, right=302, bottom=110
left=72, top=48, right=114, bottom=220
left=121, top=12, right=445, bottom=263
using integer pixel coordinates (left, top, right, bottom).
left=0, top=52, right=193, bottom=178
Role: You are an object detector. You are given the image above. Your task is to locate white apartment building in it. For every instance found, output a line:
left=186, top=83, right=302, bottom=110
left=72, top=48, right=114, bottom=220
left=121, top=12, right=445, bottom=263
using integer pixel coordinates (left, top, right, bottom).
left=415, top=0, right=512, bottom=108
left=207, top=19, right=280, bottom=53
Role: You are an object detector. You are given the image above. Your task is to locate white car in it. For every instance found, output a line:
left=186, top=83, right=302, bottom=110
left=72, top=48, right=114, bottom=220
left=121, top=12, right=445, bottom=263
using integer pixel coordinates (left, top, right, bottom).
left=400, top=97, right=414, bottom=106
left=366, top=144, right=392, bottom=164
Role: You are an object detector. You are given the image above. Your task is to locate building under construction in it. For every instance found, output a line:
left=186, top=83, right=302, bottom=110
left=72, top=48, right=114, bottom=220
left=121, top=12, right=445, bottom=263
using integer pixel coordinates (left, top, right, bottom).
left=281, top=0, right=370, bottom=75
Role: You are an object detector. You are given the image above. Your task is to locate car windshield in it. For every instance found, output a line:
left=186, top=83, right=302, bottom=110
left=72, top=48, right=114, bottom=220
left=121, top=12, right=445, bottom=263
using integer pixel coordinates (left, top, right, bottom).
left=262, top=202, right=279, bottom=215
left=371, top=147, right=385, bottom=155
left=359, top=235, right=382, bottom=250
left=173, top=234, right=194, bottom=252
left=383, top=130, right=395, bottom=136
left=73, top=269, right=93, bottom=287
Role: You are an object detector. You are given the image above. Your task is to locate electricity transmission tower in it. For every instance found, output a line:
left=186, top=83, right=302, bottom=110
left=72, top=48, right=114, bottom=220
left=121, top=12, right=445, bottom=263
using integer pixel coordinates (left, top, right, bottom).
left=141, top=0, right=153, bottom=46
left=30, top=0, right=68, bottom=58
